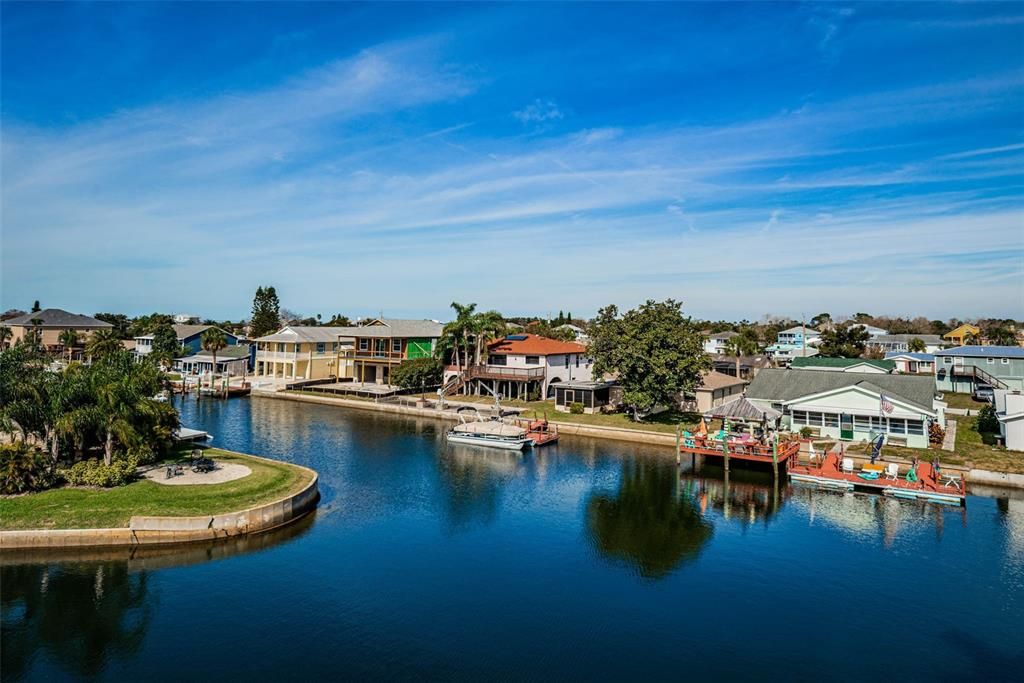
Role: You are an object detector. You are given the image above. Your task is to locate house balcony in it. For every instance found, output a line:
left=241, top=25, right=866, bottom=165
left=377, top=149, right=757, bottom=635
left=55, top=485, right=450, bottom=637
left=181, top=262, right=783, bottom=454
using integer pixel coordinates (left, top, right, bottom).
left=257, top=351, right=300, bottom=362
left=450, top=365, right=546, bottom=382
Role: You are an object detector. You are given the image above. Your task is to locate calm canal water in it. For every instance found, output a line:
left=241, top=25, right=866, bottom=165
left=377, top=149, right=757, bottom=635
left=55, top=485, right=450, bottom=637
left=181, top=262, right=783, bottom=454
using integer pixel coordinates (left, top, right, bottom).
left=3, top=397, right=1024, bottom=681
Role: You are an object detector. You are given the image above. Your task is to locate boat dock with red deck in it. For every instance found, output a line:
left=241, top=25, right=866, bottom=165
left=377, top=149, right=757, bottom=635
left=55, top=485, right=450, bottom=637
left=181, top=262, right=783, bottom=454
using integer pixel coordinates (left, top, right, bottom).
left=517, top=417, right=559, bottom=446
left=677, top=433, right=801, bottom=475
left=788, top=452, right=965, bottom=506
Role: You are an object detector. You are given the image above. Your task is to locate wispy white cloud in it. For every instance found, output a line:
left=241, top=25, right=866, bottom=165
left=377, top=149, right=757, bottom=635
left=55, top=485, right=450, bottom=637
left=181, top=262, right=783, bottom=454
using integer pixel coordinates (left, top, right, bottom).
left=512, top=98, right=564, bottom=124
left=2, top=40, right=1022, bottom=320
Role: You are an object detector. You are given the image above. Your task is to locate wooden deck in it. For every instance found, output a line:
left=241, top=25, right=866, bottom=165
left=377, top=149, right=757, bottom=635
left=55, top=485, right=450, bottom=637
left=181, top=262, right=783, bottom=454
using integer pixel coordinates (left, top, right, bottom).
left=788, top=452, right=965, bottom=505
left=521, top=418, right=559, bottom=446
left=679, top=437, right=800, bottom=465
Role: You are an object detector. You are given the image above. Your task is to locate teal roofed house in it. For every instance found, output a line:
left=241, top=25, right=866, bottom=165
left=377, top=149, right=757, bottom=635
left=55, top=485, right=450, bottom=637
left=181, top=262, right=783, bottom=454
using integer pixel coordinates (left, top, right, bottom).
left=934, top=346, right=1024, bottom=393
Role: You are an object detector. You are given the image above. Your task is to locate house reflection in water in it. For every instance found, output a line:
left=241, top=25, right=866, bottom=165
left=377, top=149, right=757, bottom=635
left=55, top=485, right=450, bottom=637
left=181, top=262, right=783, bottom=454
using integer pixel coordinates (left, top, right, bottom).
left=680, top=467, right=786, bottom=527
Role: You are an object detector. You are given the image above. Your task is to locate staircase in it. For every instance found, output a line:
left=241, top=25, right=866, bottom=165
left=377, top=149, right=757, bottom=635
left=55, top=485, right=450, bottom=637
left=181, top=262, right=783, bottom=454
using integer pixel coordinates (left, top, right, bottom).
left=953, top=364, right=1009, bottom=389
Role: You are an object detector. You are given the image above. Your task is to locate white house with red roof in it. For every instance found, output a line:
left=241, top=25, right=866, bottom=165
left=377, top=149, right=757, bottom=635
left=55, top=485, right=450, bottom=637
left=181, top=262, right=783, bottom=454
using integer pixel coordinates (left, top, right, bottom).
left=445, top=333, right=594, bottom=400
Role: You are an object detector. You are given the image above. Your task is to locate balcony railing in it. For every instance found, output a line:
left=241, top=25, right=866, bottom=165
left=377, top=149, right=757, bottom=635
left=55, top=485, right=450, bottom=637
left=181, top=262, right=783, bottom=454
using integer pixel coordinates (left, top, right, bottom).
left=461, top=365, right=546, bottom=381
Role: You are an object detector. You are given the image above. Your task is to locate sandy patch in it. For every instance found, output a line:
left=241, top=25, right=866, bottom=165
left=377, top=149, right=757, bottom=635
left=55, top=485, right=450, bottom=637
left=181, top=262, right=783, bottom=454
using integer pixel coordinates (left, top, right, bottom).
left=141, top=461, right=252, bottom=486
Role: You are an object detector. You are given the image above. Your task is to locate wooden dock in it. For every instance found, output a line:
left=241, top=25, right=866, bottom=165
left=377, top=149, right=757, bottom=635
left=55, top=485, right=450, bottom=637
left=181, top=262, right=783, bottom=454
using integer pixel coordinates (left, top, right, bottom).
left=788, top=452, right=965, bottom=506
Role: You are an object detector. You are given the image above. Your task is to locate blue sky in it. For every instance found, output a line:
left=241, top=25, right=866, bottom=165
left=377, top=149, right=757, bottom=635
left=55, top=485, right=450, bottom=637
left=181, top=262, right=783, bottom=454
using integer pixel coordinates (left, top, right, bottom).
left=2, top=2, right=1022, bottom=321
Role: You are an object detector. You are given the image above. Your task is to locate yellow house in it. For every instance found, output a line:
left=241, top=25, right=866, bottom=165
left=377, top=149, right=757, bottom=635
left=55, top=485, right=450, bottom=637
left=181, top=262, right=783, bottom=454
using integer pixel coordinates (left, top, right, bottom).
left=943, top=323, right=981, bottom=347
left=253, top=326, right=356, bottom=381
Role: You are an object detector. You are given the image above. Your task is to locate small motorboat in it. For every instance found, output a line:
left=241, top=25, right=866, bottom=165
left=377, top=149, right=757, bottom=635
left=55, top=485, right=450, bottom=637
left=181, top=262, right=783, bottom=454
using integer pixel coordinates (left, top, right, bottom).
left=446, top=408, right=533, bottom=451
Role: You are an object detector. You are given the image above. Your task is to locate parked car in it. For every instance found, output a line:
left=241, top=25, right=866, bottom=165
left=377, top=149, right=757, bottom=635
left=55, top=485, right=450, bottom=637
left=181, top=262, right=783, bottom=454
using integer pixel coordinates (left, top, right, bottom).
left=972, top=383, right=995, bottom=403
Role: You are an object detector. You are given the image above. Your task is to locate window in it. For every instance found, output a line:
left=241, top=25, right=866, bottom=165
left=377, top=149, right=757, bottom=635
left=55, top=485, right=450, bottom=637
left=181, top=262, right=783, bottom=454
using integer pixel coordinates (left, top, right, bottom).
left=359, top=339, right=369, bottom=351
left=806, top=412, right=823, bottom=427
left=575, top=355, right=580, bottom=368
left=489, top=354, right=507, bottom=366
left=854, top=415, right=871, bottom=430
left=565, top=355, right=569, bottom=369
left=374, top=339, right=387, bottom=356
left=525, top=355, right=540, bottom=365
left=907, top=420, right=925, bottom=436
left=316, top=343, right=325, bottom=354
left=987, top=358, right=995, bottom=365
left=277, top=343, right=286, bottom=353
left=824, top=413, right=838, bottom=428
left=943, top=357, right=953, bottom=364
left=888, top=418, right=906, bottom=435
left=392, top=339, right=402, bottom=353
left=1002, top=358, right=1010, bottom=365
left=332, top=342, right=338, bottom=352
left=792, top=410, right=807, bottom=424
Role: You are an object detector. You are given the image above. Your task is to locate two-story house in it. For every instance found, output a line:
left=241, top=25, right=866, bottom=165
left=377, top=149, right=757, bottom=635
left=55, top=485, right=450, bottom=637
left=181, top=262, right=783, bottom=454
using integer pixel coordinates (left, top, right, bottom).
left=341, top=318, right=444, bottom=385
left=865, top=334, right=944, bottom=354
left=135, top=324, right=241, bottom=361
left=446, top=333, right=593, bottom=400
left=934, top=346, right=1024, bottom=393
left=703, top=331, right=738, bottom=355
left=766, top=326, right=820, bottom=365
left=253, top=326, right=355, bottom=381
left=1, top=308, right=113, bottom=356
left=943, top=323, right=982, bottom=347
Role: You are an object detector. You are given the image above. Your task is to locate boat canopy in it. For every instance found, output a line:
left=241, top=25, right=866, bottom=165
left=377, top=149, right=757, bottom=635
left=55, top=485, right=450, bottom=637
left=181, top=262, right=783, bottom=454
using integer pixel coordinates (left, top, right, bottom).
left=452, top=421, right=527, bottom=438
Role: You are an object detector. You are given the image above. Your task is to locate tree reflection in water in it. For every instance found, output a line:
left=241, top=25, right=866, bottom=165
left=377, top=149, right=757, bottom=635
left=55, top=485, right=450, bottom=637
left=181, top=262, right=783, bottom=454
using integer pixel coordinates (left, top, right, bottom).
left=1, top=562, right=150, bottom=680
left=586, top=460, right=713, bottom=579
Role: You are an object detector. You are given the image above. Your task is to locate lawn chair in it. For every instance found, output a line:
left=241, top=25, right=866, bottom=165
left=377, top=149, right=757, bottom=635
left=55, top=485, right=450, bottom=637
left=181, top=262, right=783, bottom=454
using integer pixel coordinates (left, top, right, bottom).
left=841, top=458, right=854, bottom=474
left=942, top=473, right=960, bottom=489
left=884, top=463, right=899, bottom=480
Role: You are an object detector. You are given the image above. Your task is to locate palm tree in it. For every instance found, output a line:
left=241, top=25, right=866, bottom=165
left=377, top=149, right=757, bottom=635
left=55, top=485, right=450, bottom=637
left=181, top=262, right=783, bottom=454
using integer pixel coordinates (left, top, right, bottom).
left=444, top=302, right=477, bottom=373
left=908, top=337, right=927, bottom=353
left=200, top=328, right=227, bottom=390
left=58, top=329, right=80, bottom=362
left=86, top=329, right=122, bottom=360
left=723, top=333, right=761, bottom=379
left=472, top=310, right=506, bottom=366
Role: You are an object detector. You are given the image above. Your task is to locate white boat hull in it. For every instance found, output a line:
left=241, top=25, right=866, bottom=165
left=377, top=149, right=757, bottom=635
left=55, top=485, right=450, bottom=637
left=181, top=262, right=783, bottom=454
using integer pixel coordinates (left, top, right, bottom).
left=446, top=433, right=532, bottom=451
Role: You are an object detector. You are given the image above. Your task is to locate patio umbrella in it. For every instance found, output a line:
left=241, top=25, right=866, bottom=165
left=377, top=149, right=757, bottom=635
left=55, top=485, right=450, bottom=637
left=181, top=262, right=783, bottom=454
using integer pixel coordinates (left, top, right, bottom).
left=698, top=418, right=708, bottom=437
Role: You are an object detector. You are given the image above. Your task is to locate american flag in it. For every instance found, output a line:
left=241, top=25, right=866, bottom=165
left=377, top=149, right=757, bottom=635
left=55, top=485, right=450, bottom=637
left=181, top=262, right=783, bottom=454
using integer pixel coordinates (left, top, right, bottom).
left=880, top=394, right=894, bottom=415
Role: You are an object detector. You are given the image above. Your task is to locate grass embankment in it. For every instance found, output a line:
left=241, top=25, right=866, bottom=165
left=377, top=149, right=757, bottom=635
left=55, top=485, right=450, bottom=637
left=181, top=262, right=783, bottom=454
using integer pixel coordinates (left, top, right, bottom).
left=0, top=449, right=313, bottom=531
left=848, top=416, right=1021, bottom=474
left=942, top=392, right=988, bottom=411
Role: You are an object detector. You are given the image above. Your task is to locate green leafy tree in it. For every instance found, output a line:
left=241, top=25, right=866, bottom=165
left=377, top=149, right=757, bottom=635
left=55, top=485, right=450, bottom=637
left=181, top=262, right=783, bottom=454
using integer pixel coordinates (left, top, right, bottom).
left=90, top=352, right=164, bottom=465
left=249, top=286, right=281, bottom=338
left=94, top=313, right=131, bottom=338
left=150, top=321, right=180, bottom=368
left=391, top=357, right=443, bottom=390
left=589, top=299, right=710, bottom=420
left=976, top=405, right=999, bottom=434
left=0, top=325, right=11, bottom=349
left=723, top=330, right=762, bottom=378
left=810, top=313, right=832, bottom=329
left=908, top=337, right=927, bottom=353
left=816, top=322, right=871, bottom=358
left=326, top=313, right=352, bottom=326
left=86, top=328, right=123, bottom=360
left=989, top=327, right=1017, bottom=346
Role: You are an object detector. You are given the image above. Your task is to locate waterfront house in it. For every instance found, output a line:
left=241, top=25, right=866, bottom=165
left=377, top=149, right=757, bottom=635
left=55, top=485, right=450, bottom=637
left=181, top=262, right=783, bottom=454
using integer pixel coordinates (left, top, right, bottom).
left=777, top=325, right=820, bottom=347
left=553, top=380, right=619, bottom=414
left=865, top=334, right=944, bottom=354
left=765, top=326, right=820, bottom=365
left=885, top=352, right=936, bottom=375
left=446, top=333, right=593, bottom=400
left=680, top=371, right=748, bottom=413
left=703, top=331, right=738, bottom=355
left=341, top=318, right=444, bottom=385
left=0, top=309, right=112, bottom=356
left=943, top=323, right=982, bottom=346
left=745, top=368, right=943, bottom=448
left=134, top=324, right=241, bottom=360
left=254, top=326, right=355, bottom=381
left=934, top=346, right=1024, bottom=393
left=174, top=345, right=252, bottom=377
left=711, top=354, right=771, bottom=380
left=994, top=390, right=1024, bottom=452
left=790, top=357, right=895, bottom=374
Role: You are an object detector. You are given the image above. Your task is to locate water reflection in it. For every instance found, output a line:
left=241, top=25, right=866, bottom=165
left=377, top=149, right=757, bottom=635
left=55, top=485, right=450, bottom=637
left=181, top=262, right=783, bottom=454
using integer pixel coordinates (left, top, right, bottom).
left=586, top=459, right=713, bottom=579
left=681, top=465, right=786, bottom=527
left=0, top=513, right=315, bottom=681
left=2, top=562, right=150, bottom=680
left=435, top=446, right=526, bottom=531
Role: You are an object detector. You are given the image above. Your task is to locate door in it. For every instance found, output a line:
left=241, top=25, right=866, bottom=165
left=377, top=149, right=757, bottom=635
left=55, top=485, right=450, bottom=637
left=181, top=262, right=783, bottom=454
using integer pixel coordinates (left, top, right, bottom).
left=840, top=413, right=854, bottom=441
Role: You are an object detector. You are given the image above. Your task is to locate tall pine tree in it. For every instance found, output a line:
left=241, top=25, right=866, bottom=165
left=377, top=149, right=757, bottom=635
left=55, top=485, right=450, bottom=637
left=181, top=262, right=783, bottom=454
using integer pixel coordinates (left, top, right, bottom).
left=250, top=286, right=281, bottom=338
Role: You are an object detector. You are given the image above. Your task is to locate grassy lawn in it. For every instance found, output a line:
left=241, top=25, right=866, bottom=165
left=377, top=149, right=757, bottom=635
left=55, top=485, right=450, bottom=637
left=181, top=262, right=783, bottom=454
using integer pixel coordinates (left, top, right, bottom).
left=0, top=448, right=313, bottom=531
left=942, top=392, right=988, bottom=411
left=848, top=416, right=1022, bottom=474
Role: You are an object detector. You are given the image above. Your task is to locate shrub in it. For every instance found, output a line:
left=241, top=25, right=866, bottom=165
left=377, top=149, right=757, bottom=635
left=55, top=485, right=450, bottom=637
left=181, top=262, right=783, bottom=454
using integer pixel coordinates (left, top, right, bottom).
left=929, top=422, right=945, bottom=446
left=0, top=442, right=56, bottom=494
left=391, top=357, right=443, bottom=390
left=976, top=405, right=999, bottom=434
left=799, top=427, right=814, bottom=438
left=527, top=389, right=541, bottom=402
left=62, top=455, right=139, bottom=488
left=569, top=402, right=585, bottom=415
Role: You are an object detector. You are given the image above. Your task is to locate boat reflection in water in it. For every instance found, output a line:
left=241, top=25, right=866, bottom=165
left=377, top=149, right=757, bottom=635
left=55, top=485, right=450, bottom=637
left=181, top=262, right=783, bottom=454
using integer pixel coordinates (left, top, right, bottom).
left=585, top=459, right=713, bottom=580
left=435, top=445, right=528, bottom=531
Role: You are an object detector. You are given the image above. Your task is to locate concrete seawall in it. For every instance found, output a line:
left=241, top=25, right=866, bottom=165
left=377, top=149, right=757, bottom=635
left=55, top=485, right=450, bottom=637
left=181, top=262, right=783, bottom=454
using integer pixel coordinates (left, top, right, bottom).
left=0, top=456, right=319, bottom=550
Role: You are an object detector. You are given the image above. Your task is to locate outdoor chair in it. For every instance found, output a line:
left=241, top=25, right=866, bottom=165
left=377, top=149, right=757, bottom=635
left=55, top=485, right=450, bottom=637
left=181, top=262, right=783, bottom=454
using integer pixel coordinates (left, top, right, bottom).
left=841, top=458, right=854, bottom=474
left=884, top=463, right=900, bottom=480
left=942, top=473, right=960, bottom=489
